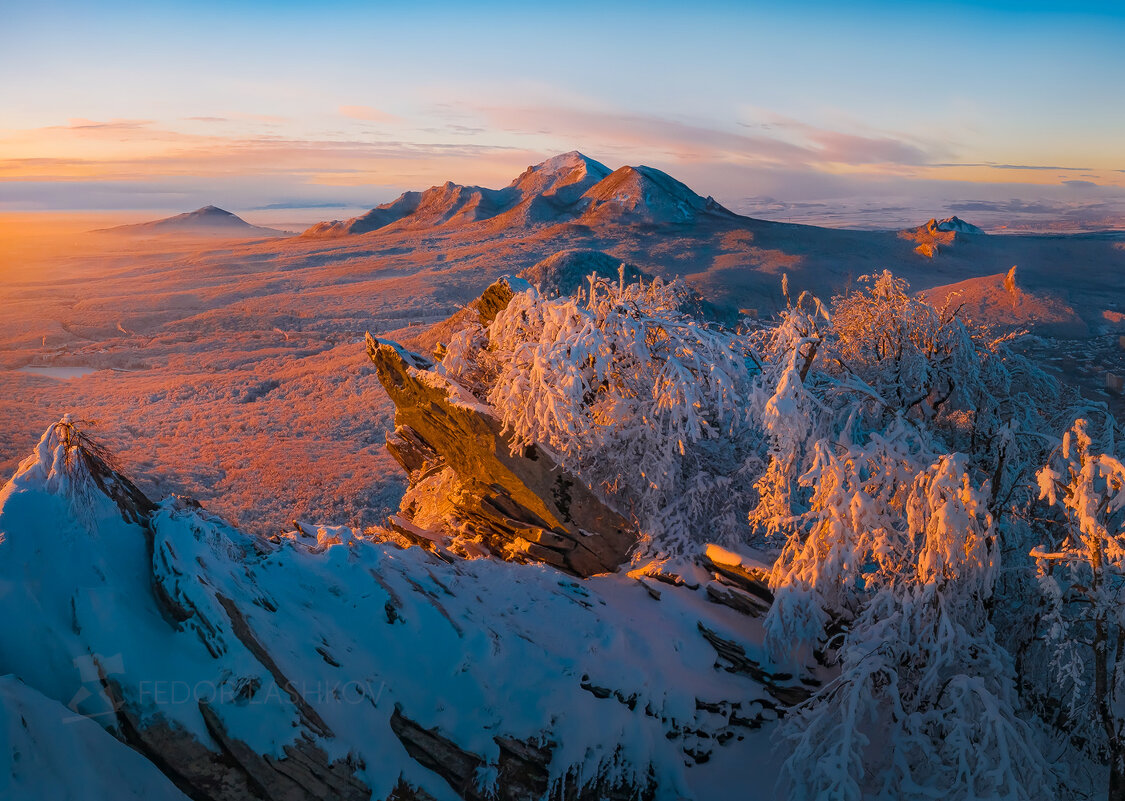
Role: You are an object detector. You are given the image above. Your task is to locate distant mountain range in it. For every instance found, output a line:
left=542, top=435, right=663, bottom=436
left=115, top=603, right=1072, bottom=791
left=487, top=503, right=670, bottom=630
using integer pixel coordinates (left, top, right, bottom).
left=94, top=205, right=289, bottom=238
left=302, top=151, right=736, bottom=238
left=69, top=153, right=1124, bottom=344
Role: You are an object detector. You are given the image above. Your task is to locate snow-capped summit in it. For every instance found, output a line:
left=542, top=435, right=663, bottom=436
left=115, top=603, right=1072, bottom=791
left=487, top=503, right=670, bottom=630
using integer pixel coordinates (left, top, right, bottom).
left=931, top=216, right=985, bottom=235
left=578, top=164, right=732, bottom=224
left=301, top=153, right=737, bottom=236
left=183, top=205, right=235, bottom=221
left=507, top=151, right=612, bottom=204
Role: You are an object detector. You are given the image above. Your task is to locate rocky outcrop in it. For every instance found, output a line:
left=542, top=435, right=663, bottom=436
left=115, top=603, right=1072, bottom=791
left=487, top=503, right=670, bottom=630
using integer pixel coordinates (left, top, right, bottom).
left=366, top=326, right=638, bottom=577
left=899, top=216, right=984, bottom=258
left=1, top=417, right=815, bottom=801
left=0, top=423, right=372, bottom=801
left=390, top=707, right=653, bottom=801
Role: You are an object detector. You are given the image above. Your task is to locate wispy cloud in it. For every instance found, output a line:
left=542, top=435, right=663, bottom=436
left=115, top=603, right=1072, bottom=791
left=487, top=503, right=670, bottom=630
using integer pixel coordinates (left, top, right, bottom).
left=805, top=130, right=929, bottom=166
left=61, top=118, right=154, bottom=132
left=931, top=162, right=1097, bottom=171
left=471, top=105, right=945, bottom=172
left=338, top=105, right=400, bottom=123
left=0, top=117, right=549, bottom=210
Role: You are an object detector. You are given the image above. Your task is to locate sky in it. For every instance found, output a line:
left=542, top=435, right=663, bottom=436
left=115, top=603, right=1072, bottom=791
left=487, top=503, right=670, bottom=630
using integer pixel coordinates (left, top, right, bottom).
left=1, top=0, right=1124, bottom=229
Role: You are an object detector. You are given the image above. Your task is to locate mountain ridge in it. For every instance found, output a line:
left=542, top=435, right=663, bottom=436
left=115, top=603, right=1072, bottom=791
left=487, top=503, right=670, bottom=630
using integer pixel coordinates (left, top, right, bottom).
left=0, top=414, right=803, bottom=800
left=301, top=151, right=736, bottom=239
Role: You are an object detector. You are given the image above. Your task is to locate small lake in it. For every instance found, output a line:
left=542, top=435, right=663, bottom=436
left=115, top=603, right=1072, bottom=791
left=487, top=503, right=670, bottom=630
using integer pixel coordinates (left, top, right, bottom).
left=16, top=366, right=100, bottom=380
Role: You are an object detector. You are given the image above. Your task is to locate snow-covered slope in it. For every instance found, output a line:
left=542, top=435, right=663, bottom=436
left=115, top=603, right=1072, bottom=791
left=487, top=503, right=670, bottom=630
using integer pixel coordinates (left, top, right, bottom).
left=303, top=192, right=423, bottom=237
left=490, top=151, right=615, bottom=226
left=507, top=151, right=612, bottom=204
left=0, top=675, right=190, bottom=801
left=0, top=417, right=811, bottom=800
left=577, top=165, right=732, bottom=225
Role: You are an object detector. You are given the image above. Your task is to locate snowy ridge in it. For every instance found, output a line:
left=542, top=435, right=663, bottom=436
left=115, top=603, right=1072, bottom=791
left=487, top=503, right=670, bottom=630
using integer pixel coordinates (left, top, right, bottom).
left=576, top=165, right=731, bottom=224
left=0, top=417, right=811, bottom=800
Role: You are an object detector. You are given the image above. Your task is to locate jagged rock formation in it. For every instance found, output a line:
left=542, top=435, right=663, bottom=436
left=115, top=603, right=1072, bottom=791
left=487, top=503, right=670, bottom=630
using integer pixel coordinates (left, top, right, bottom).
left=0, top=415, right=815, bottom=801
left=366, top=324, right=638, bottom=577
left=0, top=420, right=370, bottom=801
left=900, top=215, right=985, bottom=258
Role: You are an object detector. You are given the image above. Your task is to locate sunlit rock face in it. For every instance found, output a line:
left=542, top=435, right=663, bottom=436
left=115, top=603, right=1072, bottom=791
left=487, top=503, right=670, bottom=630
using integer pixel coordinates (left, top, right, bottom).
left=898, top=215, right=985, bottom=258
left=366, top=278, right=639, bottom=577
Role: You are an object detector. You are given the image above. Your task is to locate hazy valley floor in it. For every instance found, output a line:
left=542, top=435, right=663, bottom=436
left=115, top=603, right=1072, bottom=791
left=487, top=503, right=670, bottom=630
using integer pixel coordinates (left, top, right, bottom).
left=2, top=209, right=1123, bottom=533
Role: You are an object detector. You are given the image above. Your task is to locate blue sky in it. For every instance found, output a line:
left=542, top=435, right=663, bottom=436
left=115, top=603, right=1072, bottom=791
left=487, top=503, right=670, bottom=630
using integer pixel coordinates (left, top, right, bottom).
left=2, top=0, right=1123, bottom=228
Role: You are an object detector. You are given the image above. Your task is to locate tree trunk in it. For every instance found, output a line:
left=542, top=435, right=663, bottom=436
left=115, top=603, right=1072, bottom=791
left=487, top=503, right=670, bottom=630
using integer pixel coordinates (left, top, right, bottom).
left=1090, top=546, right=1125, bottom=801
left=1109, top=749, right=1125, bottom=801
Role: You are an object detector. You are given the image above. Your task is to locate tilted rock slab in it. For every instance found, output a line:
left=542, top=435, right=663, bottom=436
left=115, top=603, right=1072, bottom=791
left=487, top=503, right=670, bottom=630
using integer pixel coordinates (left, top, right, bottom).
left=367, top=330, right=638, bottom=577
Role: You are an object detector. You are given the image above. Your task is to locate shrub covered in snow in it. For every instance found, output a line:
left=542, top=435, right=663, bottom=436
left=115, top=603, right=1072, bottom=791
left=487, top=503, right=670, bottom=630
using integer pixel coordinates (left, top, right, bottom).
left=440, top=266, right=1118, bottom=798
left=443, top=268, right=762, bottom=555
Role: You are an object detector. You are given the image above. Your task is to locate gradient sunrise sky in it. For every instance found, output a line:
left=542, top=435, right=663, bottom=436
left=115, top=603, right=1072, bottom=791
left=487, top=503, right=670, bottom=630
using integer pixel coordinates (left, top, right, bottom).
left=2, top=0, right=1123, bottom=228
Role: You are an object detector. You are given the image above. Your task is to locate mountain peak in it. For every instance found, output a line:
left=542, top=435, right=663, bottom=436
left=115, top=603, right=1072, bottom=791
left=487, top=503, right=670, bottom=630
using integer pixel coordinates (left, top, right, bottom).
left=508, top=152, right=612, bottom=205
left=301, top=152, right=736, bottom=237
left=95, top=206, right=287, bottom=237
left=578, top=163, right=730, bottom=224
left=933, top=215, right=984, bottom=234
left=6, top=417, right=154, bottom=524
left=523, top=151, right=608, bottom=175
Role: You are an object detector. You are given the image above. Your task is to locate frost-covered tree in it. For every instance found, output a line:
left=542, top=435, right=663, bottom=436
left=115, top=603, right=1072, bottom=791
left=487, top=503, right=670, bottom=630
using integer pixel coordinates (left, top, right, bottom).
left=746, top=274, right=1071, bottom=799
left=435, top=266, right=1095, bottom=796
left=774, top=446, right=1049, bottom=800
left=443, top=268, right=762, bottom=555
left=749, top=271, right=1069, bottom=526
left=1033, top=418, right=1125, bottom=798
